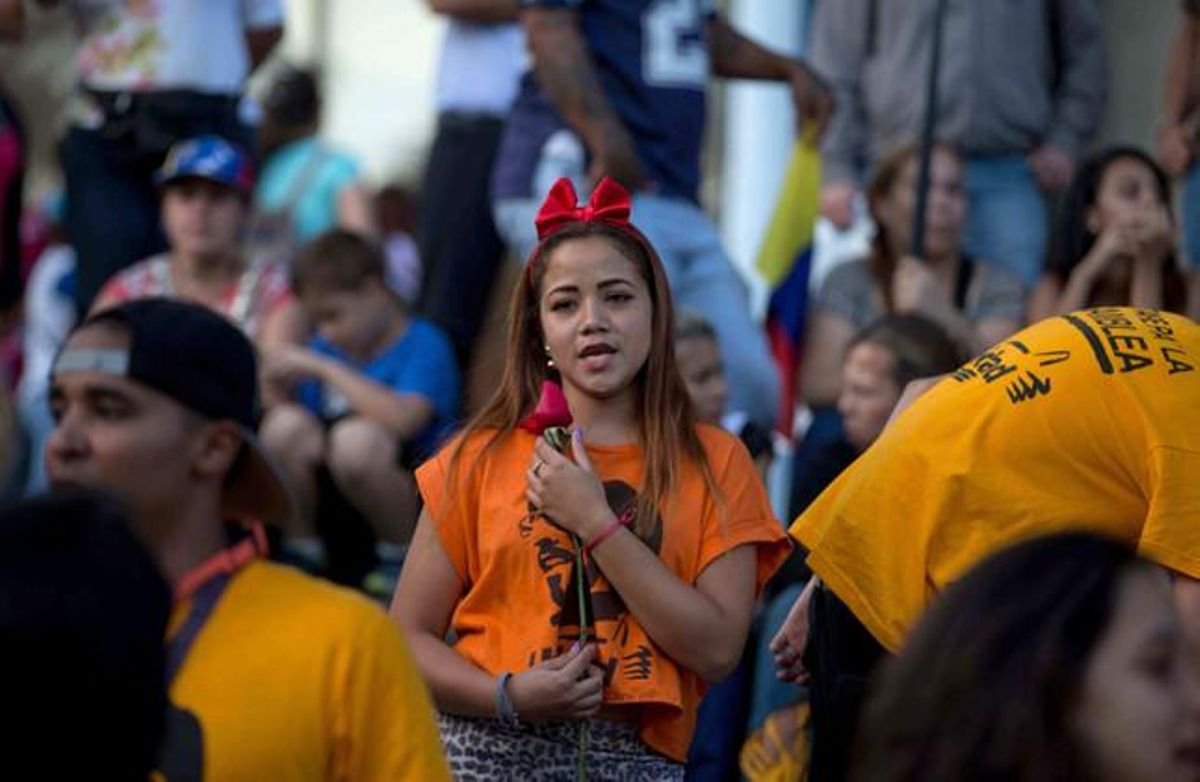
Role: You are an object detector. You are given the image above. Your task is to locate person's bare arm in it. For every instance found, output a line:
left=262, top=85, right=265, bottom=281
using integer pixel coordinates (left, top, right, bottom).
left=1164, top=13, right=1199, bottom=127
left=1027, top=275, right=1063, bottom=322
left=320, top=360, right=435, bottom=439
left=708, top=17, right=832, bottom=136
left=391, top=509, right=605, bottom=720
left=770, top=574, right=818, bottom=683
left=1036, top=219, right=1149, bottom=317
left=1048, top=265, right=1100, bottom=316
left=594, top=533, right=757, bottom=682
left=391, top=512, right=507, bottom=716
left=262, top=345, right=435, bottom=440
left=1159, top=12, right=1200, bottom=175
left=1129, top=258, right=1166, bottom=311
left=426, top=0, right=518, bottom=24
left=914, top=295, right=991, bottom=355
left=883, top=374, right=946, bottom=428
left=257, top=302, right=308, bottom=409
left=975, top=317, right=1021, bottom=353
left=89, top=290, right=120, bottom=317
left=336, top=184, right=378, bottom=238
left=809, top=0, right=870, bottom=225
left=258, top=299, right=307, bottom=348
left=522, top=6, right=645, bottom=189
left=245, top=26, right=283, bottom=71
left=1038, top=0, right=1106, bottom=179
left=893, top=257, right=1019, bottom=354
left=707, top=16, right=796, bottom=80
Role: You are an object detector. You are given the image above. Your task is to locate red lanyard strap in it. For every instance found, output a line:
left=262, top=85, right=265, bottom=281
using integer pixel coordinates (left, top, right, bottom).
left=173, top=523, right=267, bottom=603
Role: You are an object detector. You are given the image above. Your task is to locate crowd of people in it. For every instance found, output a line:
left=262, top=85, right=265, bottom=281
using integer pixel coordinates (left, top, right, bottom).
left=0, top=0, right=1197, bottom=780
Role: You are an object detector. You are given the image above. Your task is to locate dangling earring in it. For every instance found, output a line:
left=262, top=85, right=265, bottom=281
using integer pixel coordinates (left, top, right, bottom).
left=544, top=345, right=554, bottom=368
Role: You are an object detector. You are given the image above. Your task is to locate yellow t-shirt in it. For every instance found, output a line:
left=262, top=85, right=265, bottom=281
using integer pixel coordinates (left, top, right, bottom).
left=160, top=561, right=450, bottom=781
left=791, top=307, right=1200, bottom=652
left=418, top=424, right=791, bottom=762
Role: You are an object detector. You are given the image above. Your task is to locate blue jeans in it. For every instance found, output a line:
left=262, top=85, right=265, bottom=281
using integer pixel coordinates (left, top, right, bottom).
left=1182, top=163, right=1200, bottom=268
left=962, top=154, right=1048, bottom=287
left=685, top=656, right=751, bottom=781
left=495, top=192, right=780, bottom=428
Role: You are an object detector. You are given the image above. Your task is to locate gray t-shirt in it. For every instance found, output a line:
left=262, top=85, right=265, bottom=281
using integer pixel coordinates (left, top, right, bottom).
left=815, top=257, right=1026, bottom=332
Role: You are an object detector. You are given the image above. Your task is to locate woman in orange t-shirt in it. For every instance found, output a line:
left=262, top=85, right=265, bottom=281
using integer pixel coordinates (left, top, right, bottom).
left=391, top=177, right=790, bottom=779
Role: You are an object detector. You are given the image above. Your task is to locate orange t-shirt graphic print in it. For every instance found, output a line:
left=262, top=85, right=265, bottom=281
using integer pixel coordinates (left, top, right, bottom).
left=524, top=476, right=660, bottom=669
left=417, top=425, right=791, bottom=762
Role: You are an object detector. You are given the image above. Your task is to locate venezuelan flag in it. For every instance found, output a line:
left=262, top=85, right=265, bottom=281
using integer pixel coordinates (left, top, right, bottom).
left=756, top=142, right=821, bottom=436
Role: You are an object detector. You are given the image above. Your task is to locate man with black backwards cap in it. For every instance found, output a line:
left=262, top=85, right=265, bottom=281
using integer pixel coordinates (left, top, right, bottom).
left=45, top=297, right=450, bottom=781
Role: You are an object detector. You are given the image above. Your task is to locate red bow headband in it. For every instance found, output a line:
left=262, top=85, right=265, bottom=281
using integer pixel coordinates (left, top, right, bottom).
left=535, top=177, right=633, bottom=241
left=528, top=177, right=652, bottom=284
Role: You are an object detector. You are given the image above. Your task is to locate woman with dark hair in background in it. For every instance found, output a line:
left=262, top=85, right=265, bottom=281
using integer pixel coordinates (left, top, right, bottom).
left=1030, top=146, right=1186, bottom=320
left=801, top=141, right=1024, bottom=409
left=853, top=532, right=1200, bottom=782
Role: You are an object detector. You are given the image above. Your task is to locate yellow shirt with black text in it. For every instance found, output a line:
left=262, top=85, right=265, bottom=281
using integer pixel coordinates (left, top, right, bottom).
left=792, top=308, right=1200, bottom=652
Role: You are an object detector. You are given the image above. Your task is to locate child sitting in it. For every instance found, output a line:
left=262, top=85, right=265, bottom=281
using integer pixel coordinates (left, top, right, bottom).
left=260, top=229, right=459, bottom=587
left=674, top=311, right=772, bottom=461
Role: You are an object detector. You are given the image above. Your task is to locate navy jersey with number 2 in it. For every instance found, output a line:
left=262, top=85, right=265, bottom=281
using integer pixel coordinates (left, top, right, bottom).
left=493, top=0, right=717, bottom=203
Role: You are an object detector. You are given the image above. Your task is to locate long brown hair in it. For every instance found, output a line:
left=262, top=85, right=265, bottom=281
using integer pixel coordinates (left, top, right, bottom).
left=448, top=221, right=717, bottom=538
left=866, top=141, right=961, bottom=312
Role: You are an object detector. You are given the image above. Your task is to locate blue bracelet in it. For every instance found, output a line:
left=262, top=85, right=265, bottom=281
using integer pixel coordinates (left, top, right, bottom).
left=496, top=672, right=519, bottom=724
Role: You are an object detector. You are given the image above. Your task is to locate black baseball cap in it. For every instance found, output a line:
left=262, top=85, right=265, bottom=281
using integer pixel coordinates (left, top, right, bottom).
left=51, top=298, right=294, bottom=525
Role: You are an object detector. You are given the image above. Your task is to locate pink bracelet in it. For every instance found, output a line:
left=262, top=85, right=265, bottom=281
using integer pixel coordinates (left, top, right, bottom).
left=585, top=508, right=634, bottom=554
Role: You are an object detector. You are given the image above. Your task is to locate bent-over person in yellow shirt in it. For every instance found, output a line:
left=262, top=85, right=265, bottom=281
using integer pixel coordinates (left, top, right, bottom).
left=774, top=307, right=1200, bottom=782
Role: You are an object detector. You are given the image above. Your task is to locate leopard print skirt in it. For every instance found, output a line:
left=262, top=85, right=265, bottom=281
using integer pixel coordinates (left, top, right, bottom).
left=437, top=713, right=685, bottom=781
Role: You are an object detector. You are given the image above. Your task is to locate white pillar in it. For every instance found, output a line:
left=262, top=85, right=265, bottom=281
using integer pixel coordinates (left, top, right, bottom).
left=718, top=0, right=809, bottom=319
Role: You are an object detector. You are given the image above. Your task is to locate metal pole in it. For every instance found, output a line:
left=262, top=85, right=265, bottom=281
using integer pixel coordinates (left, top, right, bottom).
left=910, top=0, right=949, bottom=259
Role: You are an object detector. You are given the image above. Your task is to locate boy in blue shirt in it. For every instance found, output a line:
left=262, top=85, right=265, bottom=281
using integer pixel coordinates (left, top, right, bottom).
left=261, top=229, right=459, bottom=581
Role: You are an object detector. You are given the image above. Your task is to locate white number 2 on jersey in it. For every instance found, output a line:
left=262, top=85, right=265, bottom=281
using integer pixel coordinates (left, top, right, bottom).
left=642, top=0, right=710, bottom=89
